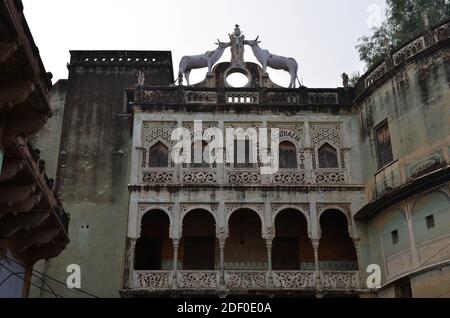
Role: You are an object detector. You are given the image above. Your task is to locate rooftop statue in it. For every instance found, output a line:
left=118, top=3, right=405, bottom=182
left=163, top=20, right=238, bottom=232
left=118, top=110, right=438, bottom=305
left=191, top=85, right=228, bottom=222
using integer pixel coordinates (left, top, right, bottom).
left=229, top=24, right=246, bottom=66
left=245, top=36, right=301, bottom=88
left=178, top=40, right=230, bottom=86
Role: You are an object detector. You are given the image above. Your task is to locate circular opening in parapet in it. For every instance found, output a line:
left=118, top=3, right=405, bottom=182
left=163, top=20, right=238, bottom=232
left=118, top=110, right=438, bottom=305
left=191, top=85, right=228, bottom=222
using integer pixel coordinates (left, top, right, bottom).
left=226, top=70, right=250, bottom=88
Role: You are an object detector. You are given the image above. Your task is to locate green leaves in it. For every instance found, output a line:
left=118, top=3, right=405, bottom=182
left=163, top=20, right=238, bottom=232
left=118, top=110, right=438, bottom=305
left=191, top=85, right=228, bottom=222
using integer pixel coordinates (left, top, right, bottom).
left=357, top=0, right=450, bottom=69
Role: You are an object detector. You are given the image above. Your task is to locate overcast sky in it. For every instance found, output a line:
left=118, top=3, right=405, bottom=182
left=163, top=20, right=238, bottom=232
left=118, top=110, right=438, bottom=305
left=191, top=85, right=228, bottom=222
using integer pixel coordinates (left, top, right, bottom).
left=22, top=0, right=386, bottom=88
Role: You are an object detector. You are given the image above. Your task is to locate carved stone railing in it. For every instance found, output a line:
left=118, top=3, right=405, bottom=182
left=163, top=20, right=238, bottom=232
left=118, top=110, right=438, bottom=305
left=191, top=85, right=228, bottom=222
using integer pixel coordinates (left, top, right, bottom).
left=267, top=91, right=300, bottom=104
left=313, top=169, right=346, bottom=184
left=272, top=170, right=306, bottom=185
left=134, top=271, right=173, bottom=289
left=131, top=270, right=360, bottom=292
left=185, top=91, right=217, bottom=104
left=355, top=19, right=450, bottom=96
left=392, top=36, right=425, bottom=66
left=134, top=87, right=348, bottom=107
left=272, top=271, right=315, bottom=289
left=142, top=169, right=177, bottom=184
left=434, top=21, right=450, bottom=42
left=226, top=91, right=259, bottom=104
left=226, top=170, right=261, bottom=185
left=182, top=169, right=217, bottom=184
left=308, top=92, right=338, bottom=105
left=225, top=271, right=267, bottom=289
left=364, top=61, right=387, bottom=88
left=320, top=270, right=359, bottom=290
left=177, top=271, right=219, bottom=289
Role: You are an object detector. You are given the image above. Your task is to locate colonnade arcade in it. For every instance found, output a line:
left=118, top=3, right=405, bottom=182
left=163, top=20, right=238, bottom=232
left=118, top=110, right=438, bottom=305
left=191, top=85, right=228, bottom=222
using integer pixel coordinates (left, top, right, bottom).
left=126, top=202, right=362, bottom=292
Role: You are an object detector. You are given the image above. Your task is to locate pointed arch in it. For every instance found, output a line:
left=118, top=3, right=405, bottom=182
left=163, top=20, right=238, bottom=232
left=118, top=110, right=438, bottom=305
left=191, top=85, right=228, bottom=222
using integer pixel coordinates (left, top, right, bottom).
left=149, top=141, right=169, bottom=167
left=318, top=142, right=338, bottom=168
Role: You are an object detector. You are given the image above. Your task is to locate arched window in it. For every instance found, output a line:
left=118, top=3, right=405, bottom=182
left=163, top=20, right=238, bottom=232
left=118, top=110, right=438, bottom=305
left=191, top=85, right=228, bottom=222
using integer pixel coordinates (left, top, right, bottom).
left=149, top=142, right=169, bottom=167
left=318, top=143, right=338, bottom=168
left=191, top=141, right=209, bottom=168
left=279, top=141, right=297, bottom=169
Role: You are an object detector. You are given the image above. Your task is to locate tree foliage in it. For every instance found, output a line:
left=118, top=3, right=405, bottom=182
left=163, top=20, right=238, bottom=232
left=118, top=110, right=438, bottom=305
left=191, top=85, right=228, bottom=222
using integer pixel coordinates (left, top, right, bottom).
left=357, top=0, right=450, bottom=69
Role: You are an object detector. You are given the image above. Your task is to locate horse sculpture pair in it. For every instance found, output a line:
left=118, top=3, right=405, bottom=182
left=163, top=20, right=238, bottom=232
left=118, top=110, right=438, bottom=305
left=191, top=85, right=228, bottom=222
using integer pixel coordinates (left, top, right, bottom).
left=178, top=36, right=301, bottom=88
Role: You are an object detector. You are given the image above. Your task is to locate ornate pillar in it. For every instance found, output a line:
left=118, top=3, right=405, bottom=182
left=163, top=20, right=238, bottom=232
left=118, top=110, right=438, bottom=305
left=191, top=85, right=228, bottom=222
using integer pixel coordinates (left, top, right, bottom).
left=126, top=238, right=137, bottom=289
left=172, top=238, right=180, bottom=289
left=265, top=238, right=274, bottom=287
left=352, top=237, right=364, bottom=289
left=311, top=238, right=321, bottom=291
left=219, top=238, right=226, bottom=287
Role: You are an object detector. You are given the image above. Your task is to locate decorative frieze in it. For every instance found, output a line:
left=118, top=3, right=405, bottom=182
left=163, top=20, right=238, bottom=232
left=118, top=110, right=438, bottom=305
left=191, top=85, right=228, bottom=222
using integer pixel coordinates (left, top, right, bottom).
left=143, top=171, right=175, bottom=184
left=134, top=271, right=172, bottom=289
left=225, top=271, right=267, bottom=289
left=272, top=172, right=305, bottom=184
left=320, top=271, right=359, bottom=289
left=182, top=171, right=217, bottom=184
left=272, top=271, right=315, bottom=289
left=177, top=271, right=219, bottom=289
left=226, top=171, right=261, bottom=184
left=314, top=171, right=346, bottom=184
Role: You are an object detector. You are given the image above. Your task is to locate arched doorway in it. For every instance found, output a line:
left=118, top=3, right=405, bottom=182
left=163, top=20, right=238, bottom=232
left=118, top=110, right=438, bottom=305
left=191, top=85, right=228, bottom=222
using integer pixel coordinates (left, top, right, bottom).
left=135, top=210, right=172, bottom=270
left=181, top=209, right=217, bottom=270
left=319, top=210, right=357, bottom=270
left=273, top=209, right=313, bottom=270
left=225, top=209, right=266, bottom=270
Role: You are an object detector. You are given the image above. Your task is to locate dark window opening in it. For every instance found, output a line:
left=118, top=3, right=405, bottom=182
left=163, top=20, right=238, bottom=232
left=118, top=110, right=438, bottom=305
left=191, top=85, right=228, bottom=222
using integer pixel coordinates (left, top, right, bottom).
left=183, top=237, right=215, bottom=270
left=396, top=279, right=412, bottom=298
left=391, top=230, right=399, bottom=245
left=426, top=215, right=435, bottom=229
left=234, top=139, right=256, bottom=168
left=279, top=141, right=297, bottom=169
left=149, top=142, right=169, bottom=168
left=318, top=143, right=339, bottom=168
left=125, top=90, right=135, bottom=113
left=273, top=237, right=300, bottom=270
left=375, top=121, right=394, bottom=169
left=135, top=238, right=162, bottom=270
left=191, top=141, right=209, bottom=168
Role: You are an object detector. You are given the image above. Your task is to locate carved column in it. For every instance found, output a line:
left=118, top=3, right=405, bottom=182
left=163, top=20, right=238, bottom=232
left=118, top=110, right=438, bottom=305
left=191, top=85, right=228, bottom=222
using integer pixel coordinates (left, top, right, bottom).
left=311, top=238, right=321, bottom=290
left=303, top=121, right=313, bottom=184
left=352, top=238, right=364, bottom=289
left=126, top=238, right=137, bottom=289
left=265, top=238, right=274, bottom=288
left=219, top=238, right=226, bottom=287
left=172, top=238, right=180, bottom=289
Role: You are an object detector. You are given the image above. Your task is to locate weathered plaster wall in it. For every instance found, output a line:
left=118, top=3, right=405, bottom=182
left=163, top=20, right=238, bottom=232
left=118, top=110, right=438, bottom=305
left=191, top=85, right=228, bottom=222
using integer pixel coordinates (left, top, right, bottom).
left=29, top=51, right=173, bottom=298
left=358, top=47, right=450, bottom=200
left=355, top=41, right=450, bottom=296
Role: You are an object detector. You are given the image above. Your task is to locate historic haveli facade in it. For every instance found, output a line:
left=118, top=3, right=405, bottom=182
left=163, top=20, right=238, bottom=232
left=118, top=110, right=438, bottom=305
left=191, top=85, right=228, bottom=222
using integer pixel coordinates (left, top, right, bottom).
left=29, top=21, right=450, bottom=298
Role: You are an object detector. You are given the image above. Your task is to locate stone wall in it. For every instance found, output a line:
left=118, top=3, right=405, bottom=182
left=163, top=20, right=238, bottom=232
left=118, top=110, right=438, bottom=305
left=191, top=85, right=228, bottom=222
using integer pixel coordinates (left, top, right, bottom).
left=29, top=51, right=174, bottom=298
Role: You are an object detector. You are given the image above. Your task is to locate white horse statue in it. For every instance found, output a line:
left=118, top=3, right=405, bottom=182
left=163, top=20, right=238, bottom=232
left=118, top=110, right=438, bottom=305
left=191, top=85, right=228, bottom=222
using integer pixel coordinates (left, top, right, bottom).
left=178, top=40, right=230, bottom=86
left=245, top=36, right=301, bottom=88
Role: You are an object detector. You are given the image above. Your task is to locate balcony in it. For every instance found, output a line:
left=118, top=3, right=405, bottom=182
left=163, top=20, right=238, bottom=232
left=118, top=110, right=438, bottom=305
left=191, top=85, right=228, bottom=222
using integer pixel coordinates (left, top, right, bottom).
left=129, top=269, right=359, bottom=295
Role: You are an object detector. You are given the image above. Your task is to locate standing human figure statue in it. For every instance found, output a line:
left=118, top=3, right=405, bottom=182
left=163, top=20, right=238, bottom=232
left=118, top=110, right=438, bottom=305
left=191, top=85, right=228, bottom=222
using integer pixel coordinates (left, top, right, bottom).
left=229, top=24, right=245, bottom=66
